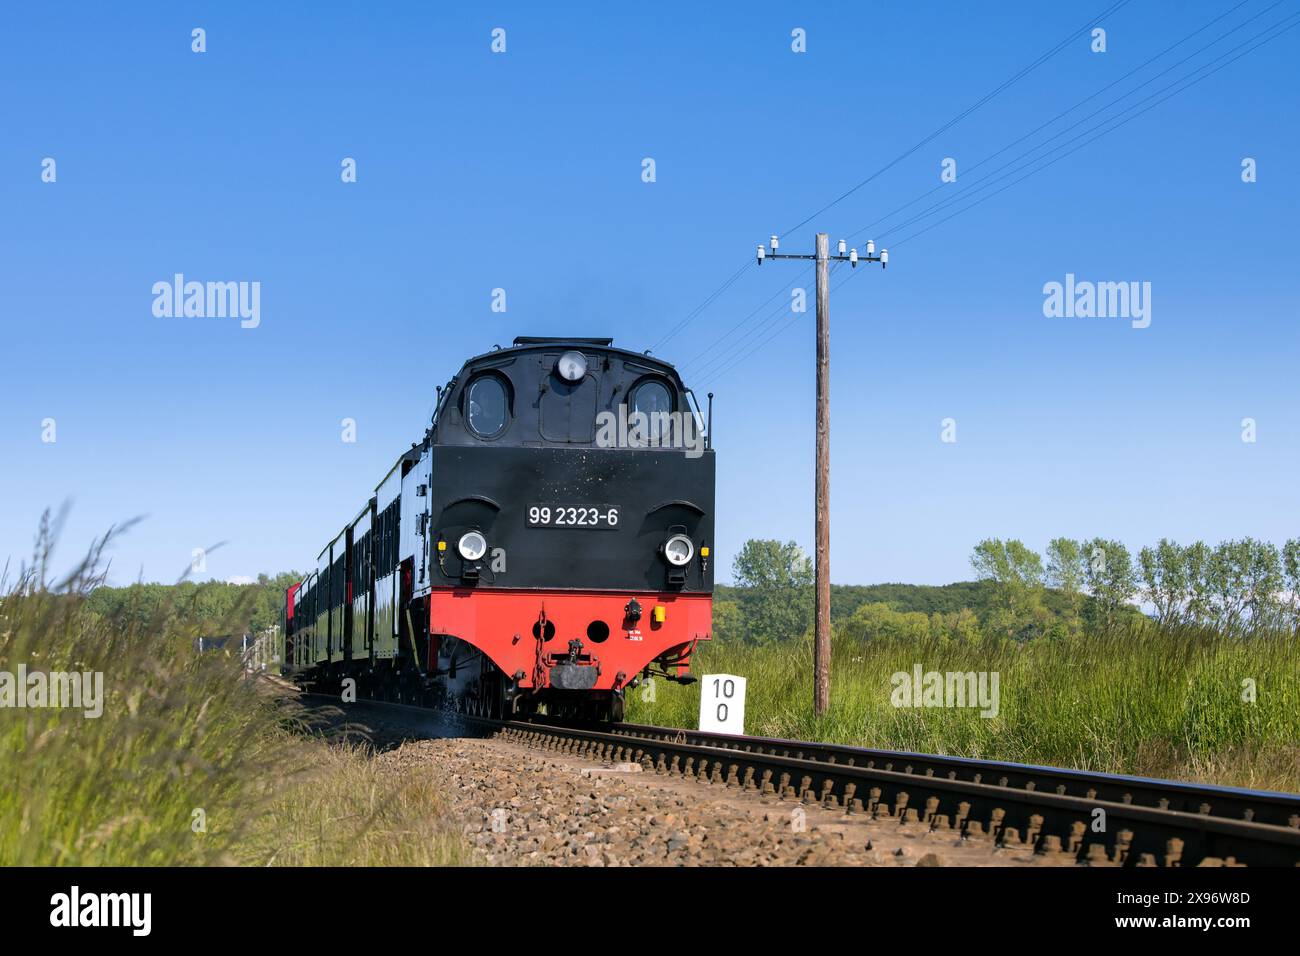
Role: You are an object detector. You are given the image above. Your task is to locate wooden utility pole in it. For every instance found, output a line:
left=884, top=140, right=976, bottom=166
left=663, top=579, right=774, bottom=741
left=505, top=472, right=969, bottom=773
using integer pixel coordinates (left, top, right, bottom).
left=757, top=232, right=887, bottom=716
left=813, top=233, right=831, bottom=716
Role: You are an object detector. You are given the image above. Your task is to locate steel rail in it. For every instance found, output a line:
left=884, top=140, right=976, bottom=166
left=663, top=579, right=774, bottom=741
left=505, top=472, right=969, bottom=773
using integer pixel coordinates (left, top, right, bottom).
left=587, top=720, right=1300, bottom=830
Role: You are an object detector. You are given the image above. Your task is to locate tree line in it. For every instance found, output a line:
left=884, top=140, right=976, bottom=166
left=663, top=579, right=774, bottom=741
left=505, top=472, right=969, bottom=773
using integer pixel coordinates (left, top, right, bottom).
left=84, top=572, right=302, bottom=637
left=719, top=538, right=1102, bottom=645
left=716, top=536, right=1299, bottom=646
left=972, top=536, right=1300, bottom=638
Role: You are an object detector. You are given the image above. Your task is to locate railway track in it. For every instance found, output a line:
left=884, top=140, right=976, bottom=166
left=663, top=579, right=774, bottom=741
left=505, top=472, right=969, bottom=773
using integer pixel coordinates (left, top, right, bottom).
left=299, top=693, right=1300, bottom=867
left=601, top=721, right=1300, bottom=830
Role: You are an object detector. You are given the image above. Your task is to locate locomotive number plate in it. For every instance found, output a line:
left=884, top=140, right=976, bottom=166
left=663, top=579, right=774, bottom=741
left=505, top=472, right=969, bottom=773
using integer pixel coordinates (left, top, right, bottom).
left=526, top=504, right=619, bottom=529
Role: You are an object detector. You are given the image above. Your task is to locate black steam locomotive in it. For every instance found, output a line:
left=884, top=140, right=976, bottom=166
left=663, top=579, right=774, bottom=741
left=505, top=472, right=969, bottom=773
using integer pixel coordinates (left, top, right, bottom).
left=281, top=337, right=715, bottom=721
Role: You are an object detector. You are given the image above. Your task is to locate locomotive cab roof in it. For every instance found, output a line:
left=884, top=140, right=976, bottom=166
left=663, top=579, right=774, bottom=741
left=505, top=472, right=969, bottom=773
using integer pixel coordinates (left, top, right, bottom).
left=431, top=336, right=702, bottom=448
left=463, top=337, right=681, bottom=379
left=511, top=336, right=613, bottom=347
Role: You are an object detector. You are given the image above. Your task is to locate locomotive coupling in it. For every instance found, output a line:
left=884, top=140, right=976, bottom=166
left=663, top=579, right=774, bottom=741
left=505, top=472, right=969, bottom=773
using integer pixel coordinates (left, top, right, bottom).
left=543, top=637, right=602, bottom=690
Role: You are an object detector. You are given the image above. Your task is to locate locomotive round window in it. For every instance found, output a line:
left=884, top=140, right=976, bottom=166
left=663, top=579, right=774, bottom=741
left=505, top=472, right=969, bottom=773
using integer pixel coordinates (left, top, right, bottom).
left=466, top=375, right=508, bottom=437
left=631, top=379, right=673, bottom=442
left=631, top=379, right=672, bottom=417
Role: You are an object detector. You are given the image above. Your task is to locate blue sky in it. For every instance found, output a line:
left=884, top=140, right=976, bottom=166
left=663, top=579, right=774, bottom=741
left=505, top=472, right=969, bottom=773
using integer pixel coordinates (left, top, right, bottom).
left=2, top=1, right=1297, bottom=587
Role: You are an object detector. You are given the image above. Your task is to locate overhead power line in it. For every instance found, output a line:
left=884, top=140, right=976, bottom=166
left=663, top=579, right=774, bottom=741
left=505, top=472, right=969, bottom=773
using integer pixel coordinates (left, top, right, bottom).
left=679, top=269, right=808, bottom=375
left=881, top=7, right=1300, bottom=248
left=652, top=0, right=1135, bottom=355
left=649, top=260, right=752, bottom=353
left=686, top=268, right=812, bottom=380
left=699, top=3, right=1300, bottom=379
left=857, top=0, right=1294, bottom=245
left=779, top=0, right=1135, bottom=237
left=850, top=0, right=1265, bottom=241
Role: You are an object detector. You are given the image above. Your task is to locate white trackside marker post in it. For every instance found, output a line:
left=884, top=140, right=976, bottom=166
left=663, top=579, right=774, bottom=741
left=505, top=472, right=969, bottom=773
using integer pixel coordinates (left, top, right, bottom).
left=699, top=674, right=746, bottom=735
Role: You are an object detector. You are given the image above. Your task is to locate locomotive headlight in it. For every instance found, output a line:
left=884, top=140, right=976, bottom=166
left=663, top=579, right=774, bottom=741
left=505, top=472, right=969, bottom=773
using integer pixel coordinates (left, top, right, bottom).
left=457, top=530, right=488, bottom=561
left=663, top=534, right=694, bottom=567
left=556, top=351, right=588, bottom=382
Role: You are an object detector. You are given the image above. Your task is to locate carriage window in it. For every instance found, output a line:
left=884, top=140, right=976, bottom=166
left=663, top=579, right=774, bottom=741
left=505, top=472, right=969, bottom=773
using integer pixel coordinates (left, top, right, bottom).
left=466, top=375, right=509, bottom=438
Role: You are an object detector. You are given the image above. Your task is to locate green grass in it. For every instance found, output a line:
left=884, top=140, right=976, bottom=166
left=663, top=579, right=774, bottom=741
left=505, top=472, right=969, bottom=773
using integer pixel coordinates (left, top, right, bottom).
left=629, top=621, right=1300, bottom=793
left=0, top=518, right=469, bottom=866
left=7, top=514, right=1295, bottom=864
left=236, top=734, right=472, bottom=867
